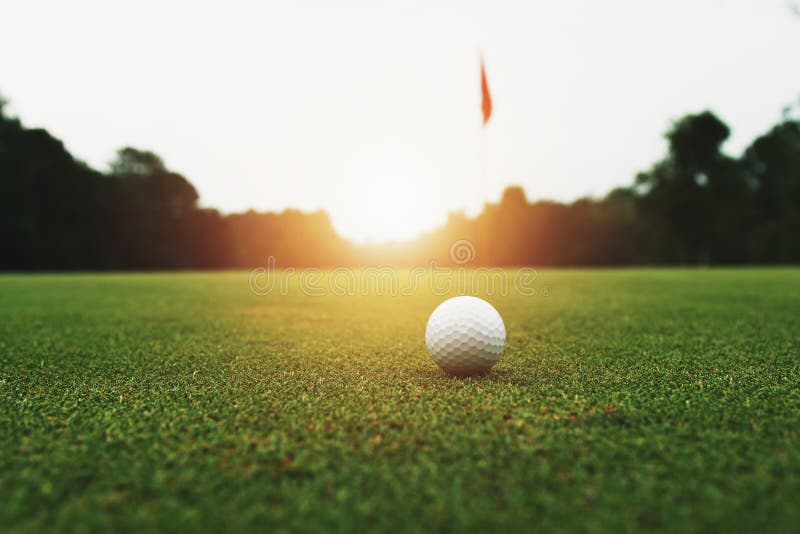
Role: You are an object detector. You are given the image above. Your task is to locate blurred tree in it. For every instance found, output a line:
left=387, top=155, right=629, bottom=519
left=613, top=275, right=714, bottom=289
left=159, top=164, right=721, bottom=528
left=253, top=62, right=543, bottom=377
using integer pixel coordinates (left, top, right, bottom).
left=635, top=111, right=749, bottom=263
left=742, top=120, right=800, bottom=262
left=0, top=101, right=107, bottom=268
left=1, top=94, right=798, bottom=269
left=109, top=147, right=198, bottom=220
left=481, top=186, right=532, bottom=265
left=597, top=187, right=644, bottom=264
left=110, top=147, right=167, bottom=176
left=105, top=147, right=199, bottom=267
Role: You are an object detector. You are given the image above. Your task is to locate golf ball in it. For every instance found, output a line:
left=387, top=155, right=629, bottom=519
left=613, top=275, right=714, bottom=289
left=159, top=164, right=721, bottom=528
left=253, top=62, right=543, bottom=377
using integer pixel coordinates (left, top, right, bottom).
left=425, top=296, right=506, bottom=375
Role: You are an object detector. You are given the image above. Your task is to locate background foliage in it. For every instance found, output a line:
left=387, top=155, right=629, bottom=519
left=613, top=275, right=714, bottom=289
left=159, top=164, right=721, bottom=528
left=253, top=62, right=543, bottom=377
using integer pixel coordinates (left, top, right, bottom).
left=2, top=97, right=799, bottom=269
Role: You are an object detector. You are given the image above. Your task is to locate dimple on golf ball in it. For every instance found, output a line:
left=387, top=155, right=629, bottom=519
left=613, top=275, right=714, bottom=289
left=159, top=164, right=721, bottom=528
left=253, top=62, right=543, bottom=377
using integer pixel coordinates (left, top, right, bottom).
left=425, top=296, right=506, bottom=375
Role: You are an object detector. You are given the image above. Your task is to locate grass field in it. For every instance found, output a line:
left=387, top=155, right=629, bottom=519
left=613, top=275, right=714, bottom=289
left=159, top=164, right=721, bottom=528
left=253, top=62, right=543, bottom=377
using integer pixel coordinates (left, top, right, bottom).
left=1, top=269, right=799, bottom=532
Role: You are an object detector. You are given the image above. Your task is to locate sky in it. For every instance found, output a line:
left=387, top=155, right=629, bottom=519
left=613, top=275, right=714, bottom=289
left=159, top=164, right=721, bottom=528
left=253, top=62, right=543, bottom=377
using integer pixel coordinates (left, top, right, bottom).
left=2, top=0, right=800, bottom=242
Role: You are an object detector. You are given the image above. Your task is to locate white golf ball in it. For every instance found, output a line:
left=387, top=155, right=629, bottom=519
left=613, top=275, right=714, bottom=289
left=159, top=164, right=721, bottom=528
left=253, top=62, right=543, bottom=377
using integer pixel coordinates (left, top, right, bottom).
left=425, top=296, right=506, bottom=376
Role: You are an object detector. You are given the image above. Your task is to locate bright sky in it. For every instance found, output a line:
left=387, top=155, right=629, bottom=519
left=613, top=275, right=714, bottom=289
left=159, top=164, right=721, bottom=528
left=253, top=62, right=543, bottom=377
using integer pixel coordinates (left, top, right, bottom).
left=2, top=1, right=799, bottom=242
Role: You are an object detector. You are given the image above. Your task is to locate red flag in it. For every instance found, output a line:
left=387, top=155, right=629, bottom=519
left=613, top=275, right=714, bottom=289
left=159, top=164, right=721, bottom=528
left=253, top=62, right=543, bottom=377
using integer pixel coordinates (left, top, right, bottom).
left=480, top=59, right=492, bottom=126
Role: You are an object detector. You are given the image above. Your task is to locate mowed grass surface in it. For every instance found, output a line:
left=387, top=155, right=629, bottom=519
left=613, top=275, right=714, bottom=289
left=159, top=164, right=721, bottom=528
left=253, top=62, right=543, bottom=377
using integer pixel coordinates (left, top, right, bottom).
left=1, top=269, right=799, bottom=532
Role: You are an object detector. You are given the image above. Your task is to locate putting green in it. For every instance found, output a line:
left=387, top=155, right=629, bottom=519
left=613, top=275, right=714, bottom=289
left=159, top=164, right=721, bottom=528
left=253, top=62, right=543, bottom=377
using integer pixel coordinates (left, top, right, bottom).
left=1, top=269, right=798, bottom=531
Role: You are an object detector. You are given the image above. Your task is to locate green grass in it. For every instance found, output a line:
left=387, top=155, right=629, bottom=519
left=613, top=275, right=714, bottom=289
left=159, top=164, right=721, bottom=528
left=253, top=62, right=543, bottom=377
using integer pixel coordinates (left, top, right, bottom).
left=1, top=269, right=799, bottom=532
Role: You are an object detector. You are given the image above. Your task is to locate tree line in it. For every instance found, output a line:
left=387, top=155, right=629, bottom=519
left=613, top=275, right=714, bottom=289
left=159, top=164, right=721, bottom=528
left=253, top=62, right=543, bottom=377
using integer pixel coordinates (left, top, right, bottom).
left=422, top=111, right=800, bottom=266
left=1, top=97, right=798, bottom=269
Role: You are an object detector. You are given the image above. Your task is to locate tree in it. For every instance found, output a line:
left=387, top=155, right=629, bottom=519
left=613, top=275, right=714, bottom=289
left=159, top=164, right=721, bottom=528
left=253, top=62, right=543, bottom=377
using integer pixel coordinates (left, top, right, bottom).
left=104, top=148, right=200, bottom=267
left=742, top=121, right=800, bottom=262
left=0, top=103, right=107, bottom=268
left=635, top=111, right=748, bottom=263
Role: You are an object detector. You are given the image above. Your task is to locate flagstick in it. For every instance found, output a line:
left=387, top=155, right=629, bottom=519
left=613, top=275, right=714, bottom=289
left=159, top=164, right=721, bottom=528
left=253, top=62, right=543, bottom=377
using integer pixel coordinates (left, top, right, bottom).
left=478, top=122, right=490, bottom=265
left=478, top=53, right=492, bottom=263
left=480, top=126, right=488, bottom=207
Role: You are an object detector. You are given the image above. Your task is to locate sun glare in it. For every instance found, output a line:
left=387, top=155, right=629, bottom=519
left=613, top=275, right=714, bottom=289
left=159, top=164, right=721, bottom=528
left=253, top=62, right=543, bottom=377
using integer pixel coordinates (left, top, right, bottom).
left=331, top=169, right=446, bottom=243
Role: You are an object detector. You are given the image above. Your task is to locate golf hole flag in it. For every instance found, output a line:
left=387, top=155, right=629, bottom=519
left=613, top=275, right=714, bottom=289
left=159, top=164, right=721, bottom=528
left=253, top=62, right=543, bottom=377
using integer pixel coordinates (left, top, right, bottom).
left=481, top=59, right=492, bottom=126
